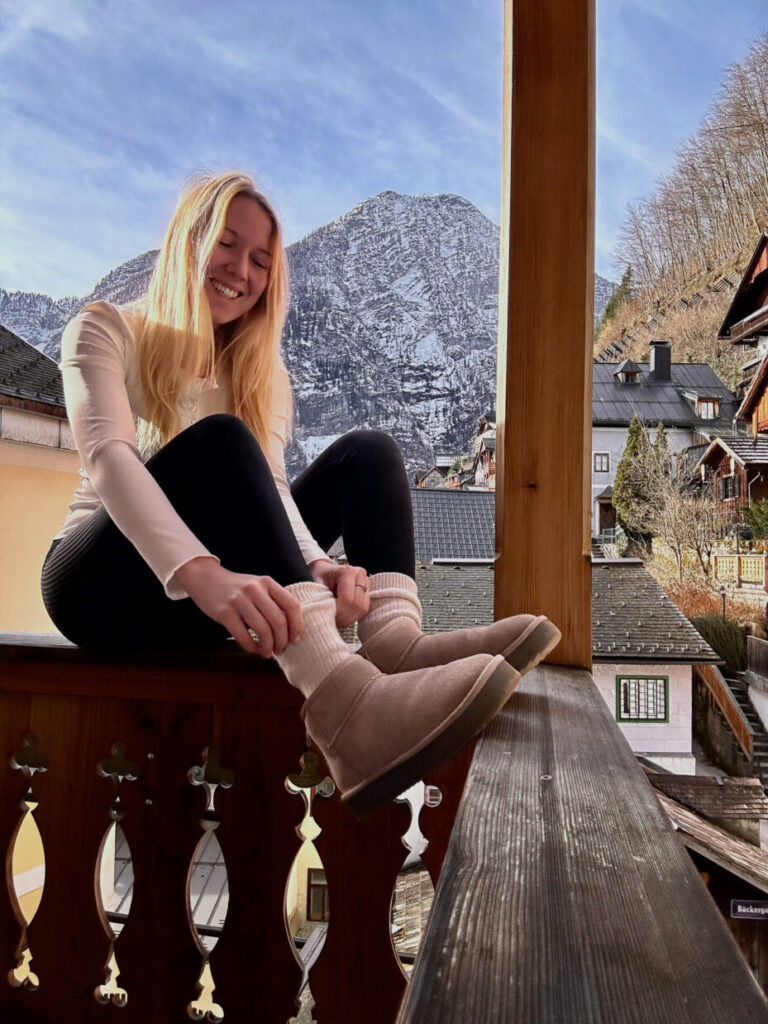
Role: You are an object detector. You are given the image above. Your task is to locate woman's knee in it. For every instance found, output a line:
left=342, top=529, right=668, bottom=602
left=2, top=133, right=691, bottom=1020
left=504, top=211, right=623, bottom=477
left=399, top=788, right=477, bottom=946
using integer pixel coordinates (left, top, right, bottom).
left=154, top=414, right=266, bottom=469
left=343, top=429, right=405, bottom=469
left=179, top=413, right=255, bottom=449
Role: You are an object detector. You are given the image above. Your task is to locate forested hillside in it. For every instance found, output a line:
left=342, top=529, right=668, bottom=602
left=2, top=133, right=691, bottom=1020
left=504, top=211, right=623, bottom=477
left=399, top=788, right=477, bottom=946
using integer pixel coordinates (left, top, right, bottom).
left=596, top=30, right=768, bottom=387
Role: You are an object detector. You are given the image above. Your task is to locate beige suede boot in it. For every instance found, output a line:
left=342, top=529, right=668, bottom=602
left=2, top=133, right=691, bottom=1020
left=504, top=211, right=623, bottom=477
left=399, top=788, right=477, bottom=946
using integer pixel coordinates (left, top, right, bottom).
left=358, top=572, right=561, bottom=676
left=274, top=582, right=519, bottom=817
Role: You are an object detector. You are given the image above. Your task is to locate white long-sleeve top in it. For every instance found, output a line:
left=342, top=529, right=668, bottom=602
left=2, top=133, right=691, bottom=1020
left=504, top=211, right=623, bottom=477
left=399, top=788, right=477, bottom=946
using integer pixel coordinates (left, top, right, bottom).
left=55, top=300, right=327, bottom=598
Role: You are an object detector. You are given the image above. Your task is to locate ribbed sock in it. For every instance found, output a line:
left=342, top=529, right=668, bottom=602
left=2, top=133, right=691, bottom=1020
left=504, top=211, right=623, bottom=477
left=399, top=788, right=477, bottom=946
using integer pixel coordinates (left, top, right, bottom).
left=357, top=572, right=422, bottom=646
left=273, top=582, right=351, bottom=698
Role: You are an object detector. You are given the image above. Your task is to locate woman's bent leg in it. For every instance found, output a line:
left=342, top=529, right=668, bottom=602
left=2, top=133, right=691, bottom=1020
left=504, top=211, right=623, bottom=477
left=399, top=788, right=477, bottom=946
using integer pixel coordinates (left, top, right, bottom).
left=42, top=415, right=311, bottom=649
left=289, top=429, right=562, bottom=676
left=289, top=430, right=415, bottom=577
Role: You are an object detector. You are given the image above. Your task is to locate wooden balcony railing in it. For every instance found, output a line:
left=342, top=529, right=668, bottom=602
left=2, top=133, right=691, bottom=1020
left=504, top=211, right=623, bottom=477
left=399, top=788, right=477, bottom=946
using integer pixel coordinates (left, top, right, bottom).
left=749, top=635, right=768, bottom=687
left=6, top=636, right=768, bottom=1023
left=0, top=633, right=470, bottom=1024
left=714, top=554, right=768, bottom=588
left=399, top=664, right=768, bottom=1024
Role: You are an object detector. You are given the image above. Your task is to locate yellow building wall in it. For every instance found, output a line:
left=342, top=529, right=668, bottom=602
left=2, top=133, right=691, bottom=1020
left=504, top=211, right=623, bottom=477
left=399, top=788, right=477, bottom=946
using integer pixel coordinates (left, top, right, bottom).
left=0, top=439, right=80, bottom=633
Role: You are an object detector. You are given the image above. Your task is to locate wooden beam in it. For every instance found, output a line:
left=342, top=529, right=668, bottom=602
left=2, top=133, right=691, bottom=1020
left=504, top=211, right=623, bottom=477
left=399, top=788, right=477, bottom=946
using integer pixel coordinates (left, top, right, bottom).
left=495, top=0, right=594, bottom=666
left=398, top=665, right=768, bottom=1024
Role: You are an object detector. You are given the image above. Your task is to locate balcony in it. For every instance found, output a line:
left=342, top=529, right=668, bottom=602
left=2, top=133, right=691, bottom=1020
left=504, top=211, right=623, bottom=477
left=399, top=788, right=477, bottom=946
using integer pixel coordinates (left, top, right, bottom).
left=5, top=0, right=768, bottom=1020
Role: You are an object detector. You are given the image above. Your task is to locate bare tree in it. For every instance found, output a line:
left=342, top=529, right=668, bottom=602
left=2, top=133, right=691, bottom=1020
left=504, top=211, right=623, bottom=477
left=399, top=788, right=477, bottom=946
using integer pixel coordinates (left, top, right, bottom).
left=612, top=31, right=768, bottom=304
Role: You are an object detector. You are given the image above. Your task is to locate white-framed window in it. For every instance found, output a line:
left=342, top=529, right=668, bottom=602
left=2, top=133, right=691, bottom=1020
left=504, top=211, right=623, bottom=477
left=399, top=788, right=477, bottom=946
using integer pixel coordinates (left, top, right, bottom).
left=594, top=452, right=610, bottom=473
left=616, top=676, right=668, bottom=723
left=697, top=399, right=719, bottom=419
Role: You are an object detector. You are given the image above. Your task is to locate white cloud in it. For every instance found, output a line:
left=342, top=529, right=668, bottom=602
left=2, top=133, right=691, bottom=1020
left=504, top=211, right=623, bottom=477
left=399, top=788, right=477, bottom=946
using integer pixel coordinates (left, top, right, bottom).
left=0, top=0, right=93, bottom=56
left=597, top=122, right=663, bottom=176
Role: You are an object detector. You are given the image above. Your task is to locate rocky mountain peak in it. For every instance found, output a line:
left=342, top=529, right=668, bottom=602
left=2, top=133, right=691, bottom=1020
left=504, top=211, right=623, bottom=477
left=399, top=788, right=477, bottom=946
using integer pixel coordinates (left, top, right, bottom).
left=0, top=191, right=616, bottom=474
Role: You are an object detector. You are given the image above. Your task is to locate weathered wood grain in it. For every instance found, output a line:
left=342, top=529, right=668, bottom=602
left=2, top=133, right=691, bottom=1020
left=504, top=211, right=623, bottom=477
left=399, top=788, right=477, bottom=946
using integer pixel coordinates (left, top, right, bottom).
left=398, top=665, right=768, bottom=1024
left=494, top=0, right=594, bottom=666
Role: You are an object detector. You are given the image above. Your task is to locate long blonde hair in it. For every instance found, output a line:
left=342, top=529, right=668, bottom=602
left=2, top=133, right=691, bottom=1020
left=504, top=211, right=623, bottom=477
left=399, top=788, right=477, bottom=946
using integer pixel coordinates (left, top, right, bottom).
left=134, top=171, right=288, bottom=454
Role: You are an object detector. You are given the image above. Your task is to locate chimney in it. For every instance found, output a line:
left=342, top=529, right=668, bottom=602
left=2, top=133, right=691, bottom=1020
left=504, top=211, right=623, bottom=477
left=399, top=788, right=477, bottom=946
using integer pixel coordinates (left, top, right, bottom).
left=649, top=340, right=671, bottom=382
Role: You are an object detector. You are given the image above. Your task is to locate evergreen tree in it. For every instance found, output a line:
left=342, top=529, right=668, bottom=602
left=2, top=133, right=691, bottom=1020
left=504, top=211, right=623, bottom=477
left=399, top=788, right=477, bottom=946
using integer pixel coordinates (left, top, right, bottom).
left=598, top=266, right=633, bottom=333
left=653, top=421, right=671, bottom=479
left=612, top=414, right=652, bottom=535
left=744, top=499, right=768, bottom=540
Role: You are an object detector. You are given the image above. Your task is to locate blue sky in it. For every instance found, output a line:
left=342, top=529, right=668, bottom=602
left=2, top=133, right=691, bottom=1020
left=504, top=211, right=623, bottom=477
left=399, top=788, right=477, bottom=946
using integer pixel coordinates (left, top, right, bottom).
left=0, top=0, right=766, bottom=298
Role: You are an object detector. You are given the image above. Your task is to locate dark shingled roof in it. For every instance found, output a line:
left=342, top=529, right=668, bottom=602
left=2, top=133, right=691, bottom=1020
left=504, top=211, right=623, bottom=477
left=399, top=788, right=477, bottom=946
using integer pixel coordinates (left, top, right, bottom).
left=414, top=557, right=717, bottom=663
left=416, top=563, right=494, bottom=633
left=648, top=775, right=768, bottom=820
left=0, top=322, right=64, bottom=407
left=655, top=790, right=768, bottom=893
left=592, top=559, right=718, bottom=662
left=593, top=361, right=738, bottom=431
left=614, top=358, right=642, bottom=376
left=699, top=435, right=768, bottom=468
left=411, top=488, right=495, bottom=561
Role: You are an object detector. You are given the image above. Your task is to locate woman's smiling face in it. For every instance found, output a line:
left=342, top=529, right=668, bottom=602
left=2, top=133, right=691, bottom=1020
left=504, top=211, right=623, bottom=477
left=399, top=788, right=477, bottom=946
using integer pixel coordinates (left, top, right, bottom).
left=205, top=194, right=274, bottom=328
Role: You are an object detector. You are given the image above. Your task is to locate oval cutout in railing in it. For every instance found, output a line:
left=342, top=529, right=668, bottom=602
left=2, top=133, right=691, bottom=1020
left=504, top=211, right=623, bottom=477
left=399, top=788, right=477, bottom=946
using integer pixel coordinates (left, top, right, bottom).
left=285, top=751, right=335, bottom=1024
left=186, top=745, right=233, bottom=1023
left=188, top=831, right=230, bottom=953
left=96, top=822, right=134, bottom=938
left=94, top=741, right=138, bottom=1007
left=7, top=732, right=49, bottom=992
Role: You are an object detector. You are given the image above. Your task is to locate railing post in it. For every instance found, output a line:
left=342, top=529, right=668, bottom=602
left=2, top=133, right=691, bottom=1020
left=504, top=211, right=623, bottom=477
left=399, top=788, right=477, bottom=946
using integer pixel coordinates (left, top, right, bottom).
left=495, top=0, right=594, bottom=668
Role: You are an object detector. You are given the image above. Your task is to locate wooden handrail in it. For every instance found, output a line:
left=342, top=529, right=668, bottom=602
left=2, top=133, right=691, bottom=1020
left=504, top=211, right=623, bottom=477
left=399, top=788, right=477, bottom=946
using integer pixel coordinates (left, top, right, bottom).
left=0, top=634, right=471, bottom=1024
left=398, top=664, right=768, bottom=1024
left=695, top=662, right=754, bottom=760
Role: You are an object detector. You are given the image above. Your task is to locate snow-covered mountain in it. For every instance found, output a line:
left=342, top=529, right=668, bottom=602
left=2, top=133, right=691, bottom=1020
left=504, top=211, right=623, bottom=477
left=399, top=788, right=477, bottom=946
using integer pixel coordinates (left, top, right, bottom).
left=0, top=191, right=616, bottom=472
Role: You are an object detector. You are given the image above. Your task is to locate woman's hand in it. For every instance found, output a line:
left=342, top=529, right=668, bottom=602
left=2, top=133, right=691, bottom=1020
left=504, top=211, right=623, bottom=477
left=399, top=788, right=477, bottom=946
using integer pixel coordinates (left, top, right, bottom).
left=309, top=559, right=370, bottom=627
left=173, top=557, right=304, bottom=657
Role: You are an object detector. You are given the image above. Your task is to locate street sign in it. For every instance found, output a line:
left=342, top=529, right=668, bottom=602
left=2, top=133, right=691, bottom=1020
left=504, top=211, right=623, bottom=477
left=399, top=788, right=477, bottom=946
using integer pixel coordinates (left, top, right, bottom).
left=731, top=900, right=768, bottom=920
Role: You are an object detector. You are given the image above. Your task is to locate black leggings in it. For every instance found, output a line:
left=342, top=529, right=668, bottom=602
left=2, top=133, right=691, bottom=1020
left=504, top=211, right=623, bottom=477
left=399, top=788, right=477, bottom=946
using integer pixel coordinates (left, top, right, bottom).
left=41, top=415, right=415, bottom=650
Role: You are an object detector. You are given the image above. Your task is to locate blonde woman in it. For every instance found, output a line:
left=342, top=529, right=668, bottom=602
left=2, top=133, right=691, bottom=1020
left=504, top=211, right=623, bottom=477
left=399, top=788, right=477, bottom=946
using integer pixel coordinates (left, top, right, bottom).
left=42, top=172, right=559, bottom=815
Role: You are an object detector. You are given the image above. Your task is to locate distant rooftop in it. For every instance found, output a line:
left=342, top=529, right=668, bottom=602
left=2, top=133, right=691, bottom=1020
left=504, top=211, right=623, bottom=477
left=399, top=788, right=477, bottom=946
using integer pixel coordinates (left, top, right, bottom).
left=593, top=361, right=738, bottom=432
left=648, top=775, right=768, bottom=821
left=698, top=435, right=768, bottom=468
left=414, top=556, right=716, bottom=663
left=0, top=322, right=64, bottom=409
left=411, top=488, right=495, bottom=562
left=655, top=790, right=768, bottom=894
left=592, top=560, right=718, bottom=662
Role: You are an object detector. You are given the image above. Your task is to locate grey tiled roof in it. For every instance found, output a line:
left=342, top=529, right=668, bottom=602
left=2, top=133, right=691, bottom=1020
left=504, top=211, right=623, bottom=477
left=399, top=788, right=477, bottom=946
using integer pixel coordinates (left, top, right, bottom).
left=648, top=775, right=768, bottom=820
left=614, top=358, right=642, bottom=375
left=416, top=563, right=494, bottom=633
left=0, top=323, right=64, bottom=407
left=592, top=560, right=718, bottom=662
left=593, top=361, right=738, bottom=431
left=415, top=558, right=718, bottom=663
left=701, top=435, right=768, bottom=467
left=411, top=488, right=494, bottom=561
left=655, top=791, right=768, bottom=892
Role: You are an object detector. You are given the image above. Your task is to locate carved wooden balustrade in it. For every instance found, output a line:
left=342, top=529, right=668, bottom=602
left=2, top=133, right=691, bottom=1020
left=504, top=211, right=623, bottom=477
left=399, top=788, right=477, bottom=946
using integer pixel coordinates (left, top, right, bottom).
left=0, top=634, right=470, bottom=1024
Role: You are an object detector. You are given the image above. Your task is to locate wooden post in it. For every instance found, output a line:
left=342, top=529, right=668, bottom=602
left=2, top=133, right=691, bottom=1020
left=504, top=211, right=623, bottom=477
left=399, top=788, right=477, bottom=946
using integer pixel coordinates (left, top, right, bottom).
left=495, top=0, right=594, bottom=667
